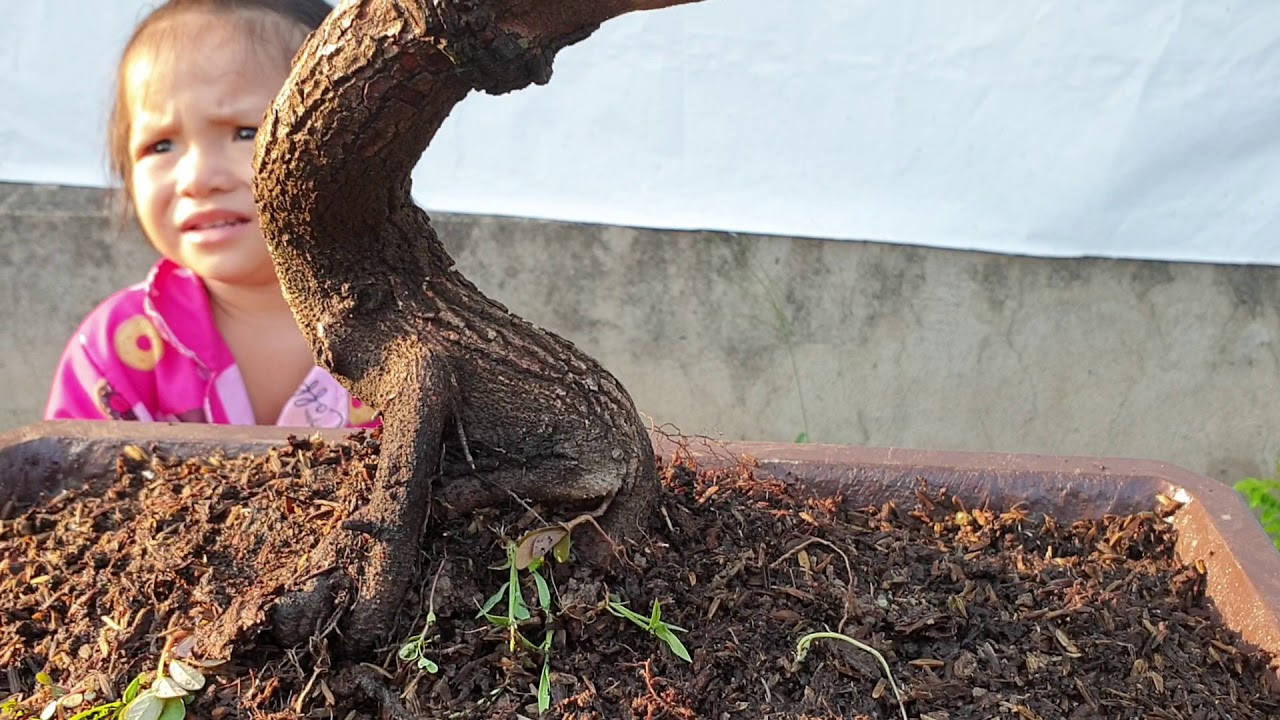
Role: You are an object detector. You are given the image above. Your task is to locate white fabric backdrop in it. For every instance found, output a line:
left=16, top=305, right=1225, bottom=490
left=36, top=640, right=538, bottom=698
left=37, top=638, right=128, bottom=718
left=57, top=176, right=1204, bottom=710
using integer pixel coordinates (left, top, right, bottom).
left=2, top=0, right=1279, bottom=264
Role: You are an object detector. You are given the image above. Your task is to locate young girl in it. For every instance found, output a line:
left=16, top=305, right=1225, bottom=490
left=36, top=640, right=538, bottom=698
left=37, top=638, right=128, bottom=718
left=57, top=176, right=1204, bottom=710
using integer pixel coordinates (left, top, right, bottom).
left=45, top=0, right=377, bottom=429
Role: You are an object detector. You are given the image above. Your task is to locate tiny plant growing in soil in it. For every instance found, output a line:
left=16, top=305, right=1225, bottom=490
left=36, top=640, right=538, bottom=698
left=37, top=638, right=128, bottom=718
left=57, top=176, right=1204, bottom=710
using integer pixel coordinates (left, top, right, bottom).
left=474, top=539, right=559, bottom=713
left=397, top=562, right=445, bottom=675
left=397, top=540, right=562, bottom=714
left=110, top=644, right=208, bottom=720
left=13, top=658, right=206, bottom=720
left=527, top=560, right=555, bottom=715
left=605, top=597, right=692, bottom=663
left=396, top=610, right=440, bottom=675
left=478, top=542, right=540, bottom=653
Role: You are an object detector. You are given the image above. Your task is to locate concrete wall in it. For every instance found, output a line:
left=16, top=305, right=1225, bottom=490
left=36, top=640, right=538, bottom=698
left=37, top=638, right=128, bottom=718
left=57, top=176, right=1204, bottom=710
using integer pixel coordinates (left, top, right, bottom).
left=3, top=182, right=1278, bottom=483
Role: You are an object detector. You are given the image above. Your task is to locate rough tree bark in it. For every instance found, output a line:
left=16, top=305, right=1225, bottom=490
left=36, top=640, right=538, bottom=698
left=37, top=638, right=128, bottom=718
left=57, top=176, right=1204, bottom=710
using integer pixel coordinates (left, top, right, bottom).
left=253, top=0, right=702, bottom=656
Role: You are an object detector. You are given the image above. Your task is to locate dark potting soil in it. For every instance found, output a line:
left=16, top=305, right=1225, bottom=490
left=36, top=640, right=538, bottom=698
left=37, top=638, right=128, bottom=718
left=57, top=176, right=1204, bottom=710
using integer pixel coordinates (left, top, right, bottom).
left=1, top=430, right=1276, bottom=720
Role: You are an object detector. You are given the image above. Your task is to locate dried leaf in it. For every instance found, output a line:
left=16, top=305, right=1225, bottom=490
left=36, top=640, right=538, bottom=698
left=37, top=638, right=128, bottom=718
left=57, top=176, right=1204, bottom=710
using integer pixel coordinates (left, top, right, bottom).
left=1052, top=628, right=1081, bottom=656
left=170, top=635, right=196, bottom=659
left=515, top=527, right=568, bottom=570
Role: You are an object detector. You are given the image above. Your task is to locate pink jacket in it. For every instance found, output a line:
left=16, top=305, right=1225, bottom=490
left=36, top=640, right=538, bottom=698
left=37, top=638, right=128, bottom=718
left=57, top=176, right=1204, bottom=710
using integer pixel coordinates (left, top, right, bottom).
left=45, top=258, right=378, bottom=428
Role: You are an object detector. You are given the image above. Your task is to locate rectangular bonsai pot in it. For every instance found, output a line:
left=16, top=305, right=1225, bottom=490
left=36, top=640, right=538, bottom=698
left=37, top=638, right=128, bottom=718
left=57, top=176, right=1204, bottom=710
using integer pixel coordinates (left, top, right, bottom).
left=2, top=420, right=1278, bottom=682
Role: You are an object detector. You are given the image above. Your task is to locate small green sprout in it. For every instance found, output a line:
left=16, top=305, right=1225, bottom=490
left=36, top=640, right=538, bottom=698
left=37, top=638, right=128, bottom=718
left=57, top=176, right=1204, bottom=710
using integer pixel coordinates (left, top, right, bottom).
left=399, top=561, right=448, bottom=673
left=793, top=631, right=907, bottom=720
left=117, top=660, right=205, bottom=720
left=476, top=541, right=559, bottom=714
left=16, top=659, right=205, bottom=720
left=397, top=610, right=440, bottom=674
left=606, top=597, right=691, bottom=663
left=527, top=561, right=555, bottom=715
left=478, top=543, right=534, bottom=652
left=65, top=703, right=125, bottom=720
left=27, top=671, right=132, bottom=720
left=2, top=695, right=36, bottom=719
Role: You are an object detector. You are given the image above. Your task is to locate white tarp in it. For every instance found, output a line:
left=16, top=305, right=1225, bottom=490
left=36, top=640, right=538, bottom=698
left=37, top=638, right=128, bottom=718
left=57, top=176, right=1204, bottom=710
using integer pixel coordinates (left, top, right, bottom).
left=2, top=0, right=1278, bottom=264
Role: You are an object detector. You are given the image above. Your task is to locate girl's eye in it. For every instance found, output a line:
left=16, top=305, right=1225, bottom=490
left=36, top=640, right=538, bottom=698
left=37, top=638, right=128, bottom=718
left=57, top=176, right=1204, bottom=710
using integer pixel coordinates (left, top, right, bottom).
left=143, top=139, right=172, bottom=156
left=236, top=127, right=257, bottom=141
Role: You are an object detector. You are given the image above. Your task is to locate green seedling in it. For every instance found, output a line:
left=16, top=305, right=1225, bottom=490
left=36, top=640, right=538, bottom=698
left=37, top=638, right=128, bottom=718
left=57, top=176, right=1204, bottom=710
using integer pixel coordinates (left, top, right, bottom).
left=477, top=542, right=558, bottom=714
left=15, top=658, right=206, bottom=720
left=21, top=670, right=131, bottom=720
left=397, top=610, right=440, bottom=674
left=793, top=632, right=907, bottom=720
left=1235, top=475, right=1280, bottom=549
left=116, top=660, right=205, bottom=720
left=478, top=543, right=535, bottom=653
left=528, top=562, right=554, bottom=715
left=399, top=561, right=448, bottom=674
left=1, top=696, right=33, bottom=719
left=606, top=597, right=691, bottom=663
left=56, top=674, right=146, bottom=720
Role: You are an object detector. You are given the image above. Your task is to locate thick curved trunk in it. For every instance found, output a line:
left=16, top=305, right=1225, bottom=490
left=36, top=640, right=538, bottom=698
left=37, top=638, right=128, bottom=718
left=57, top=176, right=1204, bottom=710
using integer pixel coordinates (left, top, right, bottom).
left=253, top=0, right=699, bottom=655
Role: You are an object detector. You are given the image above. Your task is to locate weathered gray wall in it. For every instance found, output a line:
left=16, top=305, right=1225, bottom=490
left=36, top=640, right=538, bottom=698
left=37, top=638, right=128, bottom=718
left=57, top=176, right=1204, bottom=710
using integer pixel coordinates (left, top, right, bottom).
left=3, top=182, right=1278, bottom=483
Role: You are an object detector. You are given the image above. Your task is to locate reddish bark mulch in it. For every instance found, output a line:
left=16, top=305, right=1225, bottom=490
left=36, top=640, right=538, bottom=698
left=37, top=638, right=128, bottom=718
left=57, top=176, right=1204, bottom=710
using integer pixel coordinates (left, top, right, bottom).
left=1, top=430, right=1277, bottom=719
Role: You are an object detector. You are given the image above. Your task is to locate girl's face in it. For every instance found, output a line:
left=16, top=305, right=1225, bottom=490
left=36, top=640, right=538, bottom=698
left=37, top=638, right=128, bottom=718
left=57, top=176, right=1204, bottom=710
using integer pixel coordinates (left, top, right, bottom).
left=124, top=16, right=289, bottom=291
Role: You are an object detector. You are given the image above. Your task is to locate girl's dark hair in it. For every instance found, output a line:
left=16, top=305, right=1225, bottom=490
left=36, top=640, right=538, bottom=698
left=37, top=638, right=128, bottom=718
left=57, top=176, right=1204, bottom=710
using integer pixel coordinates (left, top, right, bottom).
left=106, top=0, right=332, bottom=211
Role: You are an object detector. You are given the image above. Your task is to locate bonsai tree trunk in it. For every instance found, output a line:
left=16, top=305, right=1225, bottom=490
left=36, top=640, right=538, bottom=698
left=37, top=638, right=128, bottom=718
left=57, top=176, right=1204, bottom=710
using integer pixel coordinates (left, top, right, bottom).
left=253, top=0, right=701, bottom=655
